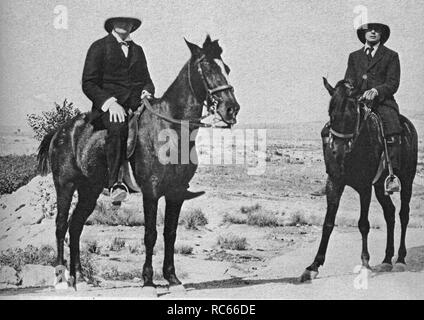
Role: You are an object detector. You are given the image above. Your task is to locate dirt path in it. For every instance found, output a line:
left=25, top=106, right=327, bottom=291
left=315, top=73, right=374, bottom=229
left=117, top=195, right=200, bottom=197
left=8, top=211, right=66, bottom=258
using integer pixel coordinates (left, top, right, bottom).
left=2, top=227, right=423, bottom=300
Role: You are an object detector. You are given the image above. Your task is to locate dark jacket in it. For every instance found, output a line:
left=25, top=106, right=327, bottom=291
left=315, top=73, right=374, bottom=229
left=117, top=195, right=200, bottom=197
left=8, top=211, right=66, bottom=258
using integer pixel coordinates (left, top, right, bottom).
left=344, top=44, right=400, bottom=113
left=82, top=33, right=155, bottom=114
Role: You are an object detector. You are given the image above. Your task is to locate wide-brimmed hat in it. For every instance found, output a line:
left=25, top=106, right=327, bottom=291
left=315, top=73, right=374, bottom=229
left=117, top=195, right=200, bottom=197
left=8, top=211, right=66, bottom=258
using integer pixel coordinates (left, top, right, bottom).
left=357, top=23, right=390, bottom=44
left=104, top=17, right=142, bottom=33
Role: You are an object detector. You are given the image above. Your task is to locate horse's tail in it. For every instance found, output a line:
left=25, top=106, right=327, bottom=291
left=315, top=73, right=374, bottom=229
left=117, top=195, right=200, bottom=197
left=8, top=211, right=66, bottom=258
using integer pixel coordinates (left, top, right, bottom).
left=37, top=131, right=56, bottom=176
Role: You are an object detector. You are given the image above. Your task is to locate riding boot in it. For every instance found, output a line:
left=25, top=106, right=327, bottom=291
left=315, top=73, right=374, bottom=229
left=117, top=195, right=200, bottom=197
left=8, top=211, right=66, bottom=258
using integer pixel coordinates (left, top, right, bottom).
left=105, top=131, right=128, bottom=205
left=385, top=135, right=401, bottom=194
left=310, top=124, right=330, bottom=197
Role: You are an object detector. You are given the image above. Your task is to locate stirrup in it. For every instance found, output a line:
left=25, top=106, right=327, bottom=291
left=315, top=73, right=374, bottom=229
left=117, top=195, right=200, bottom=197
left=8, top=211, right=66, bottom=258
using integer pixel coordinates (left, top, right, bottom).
left=384, top=174, right=401, bottom=195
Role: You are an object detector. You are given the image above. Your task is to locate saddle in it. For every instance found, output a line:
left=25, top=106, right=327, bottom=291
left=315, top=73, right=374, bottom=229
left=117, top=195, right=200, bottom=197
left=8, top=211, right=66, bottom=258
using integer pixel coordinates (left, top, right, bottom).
left=118, top=102, right=146, bottom=193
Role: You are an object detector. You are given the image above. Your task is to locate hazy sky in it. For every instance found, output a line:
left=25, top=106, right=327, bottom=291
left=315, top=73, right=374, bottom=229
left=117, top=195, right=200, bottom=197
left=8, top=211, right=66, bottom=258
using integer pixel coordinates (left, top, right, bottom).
left=1, top=0, right=423, bottom=129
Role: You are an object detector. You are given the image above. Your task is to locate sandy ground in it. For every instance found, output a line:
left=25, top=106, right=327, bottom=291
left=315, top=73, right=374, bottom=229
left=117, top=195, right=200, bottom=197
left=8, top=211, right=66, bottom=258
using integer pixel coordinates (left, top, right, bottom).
left=1, top=122, right=423, bottom=299
left=2, top=228, right=424, bottom=299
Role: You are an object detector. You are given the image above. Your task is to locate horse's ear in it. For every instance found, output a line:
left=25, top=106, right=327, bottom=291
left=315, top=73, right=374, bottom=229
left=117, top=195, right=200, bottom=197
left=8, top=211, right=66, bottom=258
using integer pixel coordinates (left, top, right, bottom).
left=184, top=38, right=202, bottom=57
left=203, top=34, right=212, bottom=48
left=323, top=77, right=335, bottom=96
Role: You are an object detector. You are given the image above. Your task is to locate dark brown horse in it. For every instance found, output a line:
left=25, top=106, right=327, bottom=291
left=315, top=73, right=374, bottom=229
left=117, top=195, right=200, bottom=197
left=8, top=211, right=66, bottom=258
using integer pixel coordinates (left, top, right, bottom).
left=37, top=36, right=240, bottom=289
left=301, top=78, right=417, bottom=281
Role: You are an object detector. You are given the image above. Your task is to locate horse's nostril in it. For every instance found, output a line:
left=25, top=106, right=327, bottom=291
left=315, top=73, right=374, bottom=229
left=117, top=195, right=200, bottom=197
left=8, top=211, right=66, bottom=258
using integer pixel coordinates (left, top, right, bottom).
left=227, top=107, right=234, bottom=115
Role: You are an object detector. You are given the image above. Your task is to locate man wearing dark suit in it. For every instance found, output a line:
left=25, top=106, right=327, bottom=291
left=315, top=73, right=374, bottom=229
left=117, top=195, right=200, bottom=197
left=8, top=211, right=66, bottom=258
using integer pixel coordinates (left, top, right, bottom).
left=312, top=22, right=402, bottom=195
left=82, top=16, right=154, bottom=202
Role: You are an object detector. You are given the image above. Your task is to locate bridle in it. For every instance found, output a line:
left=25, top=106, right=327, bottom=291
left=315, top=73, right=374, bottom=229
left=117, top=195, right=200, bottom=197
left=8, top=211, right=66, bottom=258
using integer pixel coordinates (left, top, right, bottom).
left=187, top=54, right=234, bottom=126
left=142, top=54, right=235, bottom=129
left=328, top=97, right=372, bottom=152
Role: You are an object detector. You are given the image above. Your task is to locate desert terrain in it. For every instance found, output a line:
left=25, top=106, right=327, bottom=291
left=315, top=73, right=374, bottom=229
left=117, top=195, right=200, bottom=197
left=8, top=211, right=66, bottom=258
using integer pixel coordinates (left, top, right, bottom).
left=0, top=120, right=423, bottom=299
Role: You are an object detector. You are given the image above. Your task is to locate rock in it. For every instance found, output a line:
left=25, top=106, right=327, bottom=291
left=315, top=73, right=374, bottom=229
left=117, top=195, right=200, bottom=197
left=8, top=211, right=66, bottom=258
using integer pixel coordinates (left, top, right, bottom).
left=0, top=266, right=19, bottom=285
left=20, top=264, right=55, bottom=288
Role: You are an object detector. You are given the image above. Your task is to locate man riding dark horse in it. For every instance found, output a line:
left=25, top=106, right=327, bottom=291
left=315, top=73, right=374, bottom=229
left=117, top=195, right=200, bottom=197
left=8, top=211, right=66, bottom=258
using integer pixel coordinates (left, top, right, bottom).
left=312, top=22, right=402, bottom=196
left=82, top=16, right=201, bottom=204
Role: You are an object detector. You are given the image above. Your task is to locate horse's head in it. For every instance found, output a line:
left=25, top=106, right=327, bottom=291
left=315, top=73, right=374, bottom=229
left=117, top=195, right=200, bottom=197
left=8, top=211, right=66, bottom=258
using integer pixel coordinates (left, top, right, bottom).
left=185, top=35, right=240, bottom=126
left=323, top=77, right=361, bottom=177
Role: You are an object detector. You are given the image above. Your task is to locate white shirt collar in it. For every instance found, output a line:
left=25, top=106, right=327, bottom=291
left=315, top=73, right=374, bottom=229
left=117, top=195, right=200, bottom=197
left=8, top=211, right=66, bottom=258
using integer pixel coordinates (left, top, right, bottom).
left=364, top=41, right=380, bottom=56
left=111, top=29, right=132, bottom=43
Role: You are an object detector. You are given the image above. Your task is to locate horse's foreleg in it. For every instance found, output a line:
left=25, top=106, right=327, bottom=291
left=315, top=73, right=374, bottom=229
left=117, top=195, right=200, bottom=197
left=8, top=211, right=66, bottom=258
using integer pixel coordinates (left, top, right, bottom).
left=397, top=181, right=412, bottom=266
left=163, top=197, right=184, bottom=286
left=142, top=195, right=158, bottom=287
left=358, top=187, right=372, bottom=268
left=374, top=184, right=395, bottom=268
left=300, top=178, right=344, bottom=282
left=68, top=184, right=101, bottom=288
left=54, top=181, right=76, bottom=267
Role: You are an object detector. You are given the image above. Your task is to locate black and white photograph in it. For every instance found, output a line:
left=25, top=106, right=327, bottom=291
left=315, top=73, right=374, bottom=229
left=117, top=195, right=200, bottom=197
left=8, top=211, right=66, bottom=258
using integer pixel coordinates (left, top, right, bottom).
left=0, top=0, right=423, bottom=303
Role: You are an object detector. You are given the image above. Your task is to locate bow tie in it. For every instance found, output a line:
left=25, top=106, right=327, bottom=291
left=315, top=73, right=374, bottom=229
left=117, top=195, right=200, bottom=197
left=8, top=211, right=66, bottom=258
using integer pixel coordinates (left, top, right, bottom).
left=120, top=41, right=131, bottom=47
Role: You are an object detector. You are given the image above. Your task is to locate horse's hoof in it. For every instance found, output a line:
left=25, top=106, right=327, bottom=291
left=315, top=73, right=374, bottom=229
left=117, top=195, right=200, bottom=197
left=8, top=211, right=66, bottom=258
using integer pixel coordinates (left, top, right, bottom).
left=169, top=284, right=186, bottom=295
left=54, top=265, right=70, bottom=290
left=372, top=263, right=393, bottom=273
left=141, top=286, right=158, bottom=298
left=392, top=263, right=407, bottom=272
left=299, top=269, right=318, bottom=282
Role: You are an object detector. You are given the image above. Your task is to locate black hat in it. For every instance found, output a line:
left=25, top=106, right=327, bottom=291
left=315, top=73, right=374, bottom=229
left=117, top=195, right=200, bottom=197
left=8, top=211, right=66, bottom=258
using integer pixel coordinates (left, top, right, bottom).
left=104, top=17, right=142, bottom=33
left=357, top=23, right=390, bottom=44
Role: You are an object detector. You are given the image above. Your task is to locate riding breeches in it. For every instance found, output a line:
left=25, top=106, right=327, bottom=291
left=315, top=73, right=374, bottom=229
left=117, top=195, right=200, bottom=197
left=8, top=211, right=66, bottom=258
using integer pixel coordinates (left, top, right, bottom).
left=374, top=105, right=402, bottom=137
left=99, top=112, right=128, bottom=188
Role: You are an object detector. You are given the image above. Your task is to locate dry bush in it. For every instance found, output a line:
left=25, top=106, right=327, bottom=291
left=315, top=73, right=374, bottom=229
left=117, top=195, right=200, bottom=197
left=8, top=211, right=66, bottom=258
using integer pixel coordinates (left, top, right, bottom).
left=240, top=203, right=261, bottom=214
left=217, top=234, right=248, bottom=250
left=174, top=243, right=194, bottom=255
left=0, top=245, right=55, bottom=271
left=0, top=155, right=38, bottom=195
left=128, top=241, right=144, bottom=255
left=222, top=212, right=247, bottom=224
left=108, top=237, right=126, bottom=251
left=27, top=99, right=81, bottom=141
left=180, top=208, right=208, bottom=230
left=247, top=211, right=279, bottom=227
left=84, top=239, right=102, bottom=255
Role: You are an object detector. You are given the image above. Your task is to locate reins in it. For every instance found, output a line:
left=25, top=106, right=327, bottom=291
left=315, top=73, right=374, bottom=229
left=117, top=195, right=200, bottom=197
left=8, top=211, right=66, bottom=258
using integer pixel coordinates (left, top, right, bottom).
left=329, top=97, right=372, bottom=151
left=142, top=55, right=234, bottom=129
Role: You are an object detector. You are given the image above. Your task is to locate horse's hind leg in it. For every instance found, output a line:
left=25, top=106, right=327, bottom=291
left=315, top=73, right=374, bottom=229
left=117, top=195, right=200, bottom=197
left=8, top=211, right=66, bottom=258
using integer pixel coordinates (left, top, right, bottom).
left=163, top=197, right=184, bottom=286
left=142, top=195, right=159, bottom=287
left=374, top=184, right=395, bottom=271
left=68, top=183, right=102, bottom=288
left=54, top=180, right=76, bottom=267
left=395, top=180, right=412, bottom=267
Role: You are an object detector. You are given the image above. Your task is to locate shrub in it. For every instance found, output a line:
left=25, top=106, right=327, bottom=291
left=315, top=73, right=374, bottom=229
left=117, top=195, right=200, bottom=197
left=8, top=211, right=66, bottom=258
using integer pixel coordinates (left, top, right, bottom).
left=180, top=209, right=208, bottom=230
left=240, top=203, right=261, bottom=214
left=0, top=154, right=38, bottom=195
left=174, top=243, right=193, bottom=255
left=0, top=245, right=56, bottom=271
left=79, top=250, right=99, bottom=285
left=128, top=241, right=144, bottom=255
left=222, top=212, right=247, bottom=224
left=27, top=99, right=81, bottom=141
left=101, top=266, right=143, bottom=281
left=84, top=240, right=101, bottom=255
left=217, top=234, right=248, bottom=250
left=247, top=211, right=279, bottom=227
left=108, top=237, right=126, bottom=251
left=284, top=211, right=311, bottom=226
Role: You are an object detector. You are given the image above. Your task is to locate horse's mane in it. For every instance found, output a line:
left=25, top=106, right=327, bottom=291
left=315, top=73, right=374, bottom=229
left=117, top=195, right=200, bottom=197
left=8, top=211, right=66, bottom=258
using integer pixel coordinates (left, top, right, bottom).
left=203, top=35, right=231, bottom=74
